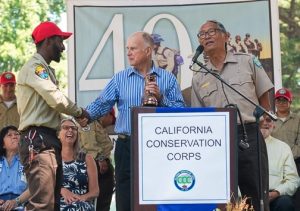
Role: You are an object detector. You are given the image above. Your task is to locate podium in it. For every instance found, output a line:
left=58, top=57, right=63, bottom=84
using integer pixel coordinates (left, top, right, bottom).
left=131, top=107, right=238, bottom=211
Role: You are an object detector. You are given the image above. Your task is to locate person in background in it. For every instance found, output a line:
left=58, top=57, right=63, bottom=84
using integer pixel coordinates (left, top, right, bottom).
left=79, top=109, right=116, bottom=211
left=150, top=33, right=184, bottom=78
left=0, top=72, right=19, bottom=130
left=191, top=20, right=273, bottom=211
left=261, top=116, right=300, bottom=211
left=0, top=126, right=30, bottom=211
left=271, top=88, right=300, bottom=175
left=59, top=118, right=99, bottom=211
left=16, top=21, right=88, bottom=210
left=77, top=31, right=185, bottom=211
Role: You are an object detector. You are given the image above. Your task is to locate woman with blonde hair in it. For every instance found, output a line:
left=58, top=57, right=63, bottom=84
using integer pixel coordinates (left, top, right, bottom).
left=59, top=118, right=99, bottom=210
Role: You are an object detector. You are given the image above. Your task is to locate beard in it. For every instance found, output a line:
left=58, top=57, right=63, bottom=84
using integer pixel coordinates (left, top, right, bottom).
left=52, top=43, right=61, bottom=62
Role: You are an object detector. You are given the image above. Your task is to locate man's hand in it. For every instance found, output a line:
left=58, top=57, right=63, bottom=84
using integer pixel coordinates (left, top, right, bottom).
left=76, top=108, right=90, bottom=127
left=268, top=190, right=280, bottom=202
left=145, top=81, right=162, bottom=102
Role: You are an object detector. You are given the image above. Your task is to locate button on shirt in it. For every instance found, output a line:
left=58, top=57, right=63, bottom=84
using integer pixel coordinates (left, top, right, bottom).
left=86, top=66, right=185, bottom=135
left=0, top=155, right=27, bottom=195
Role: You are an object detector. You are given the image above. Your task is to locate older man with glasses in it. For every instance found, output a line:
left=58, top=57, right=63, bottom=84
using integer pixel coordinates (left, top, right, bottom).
left=261, top=116, right=300, bottom=211
left=191, top=20, right=274, bottom=211
left=271, top=88, right=300, bottom=175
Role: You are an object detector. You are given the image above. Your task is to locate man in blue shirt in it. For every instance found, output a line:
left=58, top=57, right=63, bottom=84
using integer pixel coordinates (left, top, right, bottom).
left=79, top=31, right=185, bottom=211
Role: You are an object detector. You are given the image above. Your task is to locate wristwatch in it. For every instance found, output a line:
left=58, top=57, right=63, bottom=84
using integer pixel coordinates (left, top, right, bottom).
left=15, top=196, right=21, bottom=206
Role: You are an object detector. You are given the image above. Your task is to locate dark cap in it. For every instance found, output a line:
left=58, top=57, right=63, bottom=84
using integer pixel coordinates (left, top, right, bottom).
left=150, top=34, right=164, bottom=44
left=32, top=21, right=72, bottom=44
left=0, top=72, right=16, bottom=85
left=275, top=88, right=292, bottom=102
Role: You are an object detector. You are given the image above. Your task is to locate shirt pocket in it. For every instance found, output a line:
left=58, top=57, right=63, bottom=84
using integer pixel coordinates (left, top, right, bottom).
left=228, top=73, right=255, bottom=96
left=199, top=83, right=218, bottom=105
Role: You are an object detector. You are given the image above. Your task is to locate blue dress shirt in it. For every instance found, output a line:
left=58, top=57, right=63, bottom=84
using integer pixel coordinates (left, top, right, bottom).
left=0, top=155, right=27, bottom=196
left=86, top=66, right=185, bottom=135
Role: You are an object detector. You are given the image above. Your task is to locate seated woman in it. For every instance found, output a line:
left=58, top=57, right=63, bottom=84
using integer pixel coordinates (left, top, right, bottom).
left=59, top=118, right=99, bottom=211
left=0, top=126, right=29, bottom=211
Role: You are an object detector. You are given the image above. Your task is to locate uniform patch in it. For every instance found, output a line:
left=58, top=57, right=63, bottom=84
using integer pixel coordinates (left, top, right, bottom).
left=35, top=65, right=49, bottom=79
left=253, top=57, right=263, bottom=68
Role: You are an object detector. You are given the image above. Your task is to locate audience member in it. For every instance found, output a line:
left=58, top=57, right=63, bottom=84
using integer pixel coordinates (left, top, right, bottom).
left=261, top=116, right=300, bottom=211
left=0, top=72, right=19, bottom=130
left=16, top=21, right=88, bottom=210
left=271, top=88, right=300, bottom=175
left=0, top=126, right=30, bottom=211
left=59, top=118, right=99, bottom=210
left=191, top=20, right=273, bottom=211
left=79, top=109, right=116, bottom=211
left=78, top=31, right=185, bottom=211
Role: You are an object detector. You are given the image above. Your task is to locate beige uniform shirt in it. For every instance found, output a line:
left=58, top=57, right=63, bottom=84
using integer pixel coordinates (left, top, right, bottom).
left=16, top=53, right=82, bottom=131
left=79, top=120, right=113, bottom=160
left=0, top=97, right=20, bottom=129
left=271, top=112, right=300, bottom=159
left=191, top=52, right=273, bottom=123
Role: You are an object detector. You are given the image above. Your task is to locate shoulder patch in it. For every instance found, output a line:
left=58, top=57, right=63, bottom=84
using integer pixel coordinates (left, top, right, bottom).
left=253, top=56, right=263, bottom=68
left=35, top=65, right=49, bottom=79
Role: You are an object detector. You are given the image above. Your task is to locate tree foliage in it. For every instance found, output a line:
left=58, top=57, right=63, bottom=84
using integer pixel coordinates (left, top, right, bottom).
left=0, top=0, right=65, bottom=73
left=279, top=0, right=300, bottom=111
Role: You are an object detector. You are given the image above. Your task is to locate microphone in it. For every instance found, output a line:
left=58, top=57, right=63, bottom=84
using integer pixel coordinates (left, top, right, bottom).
left=190, top=45, right=204, bottom=68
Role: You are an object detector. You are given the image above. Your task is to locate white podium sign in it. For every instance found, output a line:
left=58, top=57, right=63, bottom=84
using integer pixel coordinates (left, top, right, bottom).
left=138, top=112, right=231, bottom=204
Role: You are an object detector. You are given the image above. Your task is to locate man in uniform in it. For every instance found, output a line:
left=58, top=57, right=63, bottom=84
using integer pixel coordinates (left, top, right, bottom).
left=78, top=31, right=185, bottom=211
left=271, top=88, right=300, bottom=175
left=16, top=21, right=88, bottom=211
left=79, top=109, right=116, bottom=211
left=191, top=20, right=273, bottom=211
left=0, top=72, right=19, bottom=130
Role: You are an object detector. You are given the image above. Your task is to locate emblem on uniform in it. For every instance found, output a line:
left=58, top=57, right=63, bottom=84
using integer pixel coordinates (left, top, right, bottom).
left=278, top=89, right=286, bottom=95
left=253, top=57, right=263, bottom=68
left=35, top=65, right=49, bottom=79
left=4, top=73, right=13, bottom=79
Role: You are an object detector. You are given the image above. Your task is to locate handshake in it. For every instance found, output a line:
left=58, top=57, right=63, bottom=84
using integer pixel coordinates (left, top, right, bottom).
left=75, top=108, right=91, bottom=127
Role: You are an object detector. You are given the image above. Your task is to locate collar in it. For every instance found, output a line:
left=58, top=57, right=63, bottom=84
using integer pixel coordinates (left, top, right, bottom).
left=33, top=53, right=50, bottom=69
left=127, top=64, right=161, bottom=78
left=206, top=51, right=238, bottom=70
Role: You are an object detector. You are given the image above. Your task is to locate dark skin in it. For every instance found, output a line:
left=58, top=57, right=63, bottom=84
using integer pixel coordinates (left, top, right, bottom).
left=37, top=36, right=65, bottom=64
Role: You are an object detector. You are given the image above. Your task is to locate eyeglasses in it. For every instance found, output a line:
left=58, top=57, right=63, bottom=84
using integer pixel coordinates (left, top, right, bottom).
left=264, top=117, right=272, bottom=123
left=275, top=98, right=289, bottom=104
left=197, top=28, right=221, bottom=39
left=61, top=125, right=78, bottom=131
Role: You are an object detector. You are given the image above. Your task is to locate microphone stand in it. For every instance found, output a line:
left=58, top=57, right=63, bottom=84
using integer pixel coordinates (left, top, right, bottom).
left=191, top=60, right=276, bottom=211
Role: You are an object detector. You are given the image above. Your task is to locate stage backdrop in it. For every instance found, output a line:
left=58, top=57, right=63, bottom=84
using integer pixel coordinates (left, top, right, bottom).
left=66, top=0, right=281, bottom=107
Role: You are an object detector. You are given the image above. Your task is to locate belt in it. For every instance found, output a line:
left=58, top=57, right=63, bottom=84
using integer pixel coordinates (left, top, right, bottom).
left=118, top=134, right=131, bottom=140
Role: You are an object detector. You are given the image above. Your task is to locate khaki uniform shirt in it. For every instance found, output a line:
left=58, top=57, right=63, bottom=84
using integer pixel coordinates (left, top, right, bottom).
left=16, top=53, right=82, bottom=131
left=79, top=120, right=113, bottom=160
left=0, top=96, right=19, bottom=129
left=191, top=52, right=273, bottom=123
left=271, top=112, right=300, bottom=159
